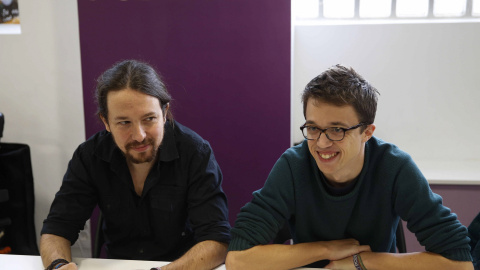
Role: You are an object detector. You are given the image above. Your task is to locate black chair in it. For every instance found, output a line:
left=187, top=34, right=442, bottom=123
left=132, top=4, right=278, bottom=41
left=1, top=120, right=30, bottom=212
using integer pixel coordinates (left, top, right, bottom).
left=468, top=212, right=480, bottom=270
left=0, top=188, right=11, bottom=251
left=273, top=220, right=407, bottom=253
left=0, top=112, right=39, bottom=255
left=0, top=113, right=9, bottom=250
left=396, top=220, right=407, bottom=253
left=92, top=210, right=105, bottom=258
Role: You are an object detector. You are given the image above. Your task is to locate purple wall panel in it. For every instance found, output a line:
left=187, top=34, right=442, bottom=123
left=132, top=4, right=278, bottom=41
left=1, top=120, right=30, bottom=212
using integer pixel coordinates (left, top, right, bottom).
left=77, top=0, right=291, bottom=241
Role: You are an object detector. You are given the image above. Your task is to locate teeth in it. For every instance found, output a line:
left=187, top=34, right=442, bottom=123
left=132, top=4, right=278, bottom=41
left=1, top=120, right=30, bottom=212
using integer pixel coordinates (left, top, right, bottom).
left=320, top=153, right=337, bottom=159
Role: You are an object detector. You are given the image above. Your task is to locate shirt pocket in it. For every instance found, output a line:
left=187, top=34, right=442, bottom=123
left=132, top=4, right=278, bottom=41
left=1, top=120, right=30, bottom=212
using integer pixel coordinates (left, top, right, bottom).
left=150, top=186, right=187, bottom=214
left=149, top=186, right=189, bottom=238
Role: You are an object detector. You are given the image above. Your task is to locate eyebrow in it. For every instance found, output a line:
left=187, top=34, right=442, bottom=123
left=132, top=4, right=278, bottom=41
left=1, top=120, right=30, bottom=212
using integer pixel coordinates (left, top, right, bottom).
left=304, top=120, right=349, bottom=127
left=112, top=112, right=158, bottom=121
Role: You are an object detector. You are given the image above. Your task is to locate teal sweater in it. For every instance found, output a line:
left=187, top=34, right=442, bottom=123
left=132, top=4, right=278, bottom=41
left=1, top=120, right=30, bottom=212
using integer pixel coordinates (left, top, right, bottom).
left=229, top=137, right=472, bottom=262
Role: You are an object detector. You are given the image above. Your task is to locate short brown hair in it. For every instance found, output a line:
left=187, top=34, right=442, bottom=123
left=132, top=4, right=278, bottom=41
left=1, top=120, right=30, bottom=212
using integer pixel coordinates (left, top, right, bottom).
left=302, top=64, right=379, bottom=125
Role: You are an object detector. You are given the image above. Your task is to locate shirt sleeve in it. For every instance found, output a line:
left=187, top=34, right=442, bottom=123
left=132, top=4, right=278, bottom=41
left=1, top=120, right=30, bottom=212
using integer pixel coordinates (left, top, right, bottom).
left=228, top=155, right=295, bottom=251
left=40, top=144, right=98, bottom=245
left=393, top=156, right=472, bottom=261
left=185, top=141, right=231, bottom=244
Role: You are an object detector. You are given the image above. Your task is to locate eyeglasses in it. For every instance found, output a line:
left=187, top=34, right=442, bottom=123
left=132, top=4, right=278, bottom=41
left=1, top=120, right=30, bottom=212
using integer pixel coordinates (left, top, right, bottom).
left=300, top=123, right=367, bottom=141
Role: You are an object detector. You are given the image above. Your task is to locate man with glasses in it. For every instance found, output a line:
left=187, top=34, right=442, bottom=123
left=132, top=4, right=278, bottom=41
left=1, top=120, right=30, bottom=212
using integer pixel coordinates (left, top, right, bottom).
left=226, top=65, right=473, bottom=270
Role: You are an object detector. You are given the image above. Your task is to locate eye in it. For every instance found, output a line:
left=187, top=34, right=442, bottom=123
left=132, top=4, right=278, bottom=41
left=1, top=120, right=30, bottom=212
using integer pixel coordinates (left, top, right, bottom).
left=330, top=127, right=344, bottom=134
left=144, top=116, right=158, bottom=123
left=118, top=121, right=130, bottom=126
left=306, top=126, right=319, bottom=132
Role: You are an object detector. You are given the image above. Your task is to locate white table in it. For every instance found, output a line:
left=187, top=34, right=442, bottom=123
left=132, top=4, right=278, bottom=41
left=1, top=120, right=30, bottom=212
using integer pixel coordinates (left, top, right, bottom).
left=0, top=254, right=325, bottom=269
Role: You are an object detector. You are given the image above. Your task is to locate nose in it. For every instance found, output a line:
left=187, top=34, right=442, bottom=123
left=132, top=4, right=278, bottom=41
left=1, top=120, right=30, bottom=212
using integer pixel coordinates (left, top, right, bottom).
left=316, top=132, right=333, bottom=148
left=131, top=123, right=146, bottom=142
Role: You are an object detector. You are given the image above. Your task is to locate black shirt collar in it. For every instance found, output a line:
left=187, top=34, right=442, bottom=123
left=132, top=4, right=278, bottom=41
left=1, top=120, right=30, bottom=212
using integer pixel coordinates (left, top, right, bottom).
left=158, top=121, right=179, bottom=162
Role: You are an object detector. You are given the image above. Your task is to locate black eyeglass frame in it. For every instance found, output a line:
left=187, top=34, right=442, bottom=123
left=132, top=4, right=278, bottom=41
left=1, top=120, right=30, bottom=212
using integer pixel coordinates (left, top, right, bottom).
left=299, top=123, right=369, bottom=142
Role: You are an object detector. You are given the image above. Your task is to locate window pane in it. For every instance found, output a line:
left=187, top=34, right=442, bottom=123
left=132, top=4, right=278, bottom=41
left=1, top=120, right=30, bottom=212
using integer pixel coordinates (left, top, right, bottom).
left=434, top=0, right=466, bottom=17
left=324, top=0, right=355, bottom=18
left=474, top=0, right=480, bottom=16
left=360, top=0, right=392, bottom=18
left=396, top=0, right=429, bottom=17
left=294, top=0, right=320, bottom=19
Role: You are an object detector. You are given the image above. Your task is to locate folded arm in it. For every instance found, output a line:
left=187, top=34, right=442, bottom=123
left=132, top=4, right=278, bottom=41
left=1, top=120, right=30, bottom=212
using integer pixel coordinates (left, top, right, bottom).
left=326, top=251, right=473, bottom=270
left=160, top=240, right=228, bottom=270
left=226, top=239, right=371, bottom=270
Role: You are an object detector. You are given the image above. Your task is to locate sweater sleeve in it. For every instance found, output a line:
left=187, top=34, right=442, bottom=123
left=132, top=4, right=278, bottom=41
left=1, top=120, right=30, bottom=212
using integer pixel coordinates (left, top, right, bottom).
left=393, top=156, right=472, bottom=262
left=228, top=155, right=295, bottom=251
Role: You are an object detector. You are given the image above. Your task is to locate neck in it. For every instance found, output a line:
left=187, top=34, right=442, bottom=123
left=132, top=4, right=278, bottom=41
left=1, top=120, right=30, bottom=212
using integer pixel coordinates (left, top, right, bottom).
left=325, top=150, right=365, bottom=188
left=127, top=161, right=155, bottom=196
left=127, top=159, right=154, bottom=172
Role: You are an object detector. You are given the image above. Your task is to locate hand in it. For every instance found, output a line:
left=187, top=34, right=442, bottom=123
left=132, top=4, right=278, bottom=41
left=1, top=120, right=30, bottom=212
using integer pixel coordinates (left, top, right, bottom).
left=320, top=239, right=370, bottom=261
left=325, top=255, right=357, bottom=270
left=58, top=262, right=78, bottom=269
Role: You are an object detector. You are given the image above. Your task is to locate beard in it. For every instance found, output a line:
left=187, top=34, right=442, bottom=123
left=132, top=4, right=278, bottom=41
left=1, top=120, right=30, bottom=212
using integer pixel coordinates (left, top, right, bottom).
left=124, top=138, right=158, bottom=164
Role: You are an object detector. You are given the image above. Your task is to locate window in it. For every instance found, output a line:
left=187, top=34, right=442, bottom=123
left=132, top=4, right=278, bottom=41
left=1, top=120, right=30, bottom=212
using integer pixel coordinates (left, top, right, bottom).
left=324, top=0, right=355, bottom=18
left=472, top=0, right=480, bottom=16
left=294, top=0, right=320, bottom=18
left=396, top=0, right=429, bottom=18
left=294, top=0, right=480, bottom=21
left=360, top=0, right=392, bottom=18
left=434, top=0, right=466, bottom=17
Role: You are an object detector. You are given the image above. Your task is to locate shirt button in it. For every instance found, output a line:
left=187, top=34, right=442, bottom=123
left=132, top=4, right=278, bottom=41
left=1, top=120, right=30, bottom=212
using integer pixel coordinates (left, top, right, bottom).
left=139, top=248, right=144, bottom=254
left=181, top=232, right=185, bottom=236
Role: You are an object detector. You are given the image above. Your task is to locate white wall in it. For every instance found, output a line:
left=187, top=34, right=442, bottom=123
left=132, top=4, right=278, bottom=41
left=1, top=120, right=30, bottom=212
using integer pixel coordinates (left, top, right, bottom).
left=292, top=21, right=480, bottom=184
left=0, top=1, right=91, bottom=257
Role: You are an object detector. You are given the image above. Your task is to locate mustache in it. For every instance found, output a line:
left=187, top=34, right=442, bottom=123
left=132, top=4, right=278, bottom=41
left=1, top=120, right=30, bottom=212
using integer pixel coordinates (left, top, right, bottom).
left=125, top=138, right=154, bottom=149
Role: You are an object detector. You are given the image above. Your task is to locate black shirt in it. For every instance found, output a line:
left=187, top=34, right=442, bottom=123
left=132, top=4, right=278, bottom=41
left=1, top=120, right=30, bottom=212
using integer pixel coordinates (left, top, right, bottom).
left=41, top=121, right=231, bottom=261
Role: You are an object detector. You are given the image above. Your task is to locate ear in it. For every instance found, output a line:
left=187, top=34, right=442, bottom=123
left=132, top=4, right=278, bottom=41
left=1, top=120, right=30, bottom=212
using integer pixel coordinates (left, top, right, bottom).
left=362, top=124, right=376, bottom=143
left=100, top=115, right=111, bottom=132
left=163, top=103, right=170, bottom=123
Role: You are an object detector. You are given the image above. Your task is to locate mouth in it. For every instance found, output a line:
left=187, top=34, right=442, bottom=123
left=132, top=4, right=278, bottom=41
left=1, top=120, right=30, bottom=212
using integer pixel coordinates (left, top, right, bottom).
left=132, top=144, right=150, bottom=152
left=126, top=138, right=154, bottom=153
left=317, top=152, right=338, bottom=161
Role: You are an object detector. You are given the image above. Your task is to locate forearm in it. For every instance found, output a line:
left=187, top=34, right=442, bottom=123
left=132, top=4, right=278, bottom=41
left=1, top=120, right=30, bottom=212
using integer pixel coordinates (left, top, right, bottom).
left=162, top=240, right=228, bottom=270
left=226, top=243, right=326, bottom=270
left=360, top=251, right=473, bottom=270
left=226, top=239, right=371, bottom=270
left=40, top=234, right=73, bottom=267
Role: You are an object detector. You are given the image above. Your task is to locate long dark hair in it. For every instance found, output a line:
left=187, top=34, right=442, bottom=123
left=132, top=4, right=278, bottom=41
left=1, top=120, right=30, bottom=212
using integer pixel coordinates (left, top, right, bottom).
left=95, top=60, right=173, bottom=123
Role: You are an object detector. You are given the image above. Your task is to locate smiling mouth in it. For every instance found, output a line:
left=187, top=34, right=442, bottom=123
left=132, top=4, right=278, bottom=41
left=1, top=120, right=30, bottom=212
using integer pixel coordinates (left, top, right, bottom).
left=319, top=152, right=338, bottom=160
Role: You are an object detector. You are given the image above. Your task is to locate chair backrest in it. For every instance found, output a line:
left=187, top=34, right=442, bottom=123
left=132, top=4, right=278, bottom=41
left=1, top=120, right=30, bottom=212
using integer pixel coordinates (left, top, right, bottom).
left=396, top=220, right=407, bottom=253
left=468, top=212, right=480, bottom=270
left=0, top=143, right=39, bottom=255
left=92, top=211, right=105, bottom=258
left=0, top=112, right=4, bottom=140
